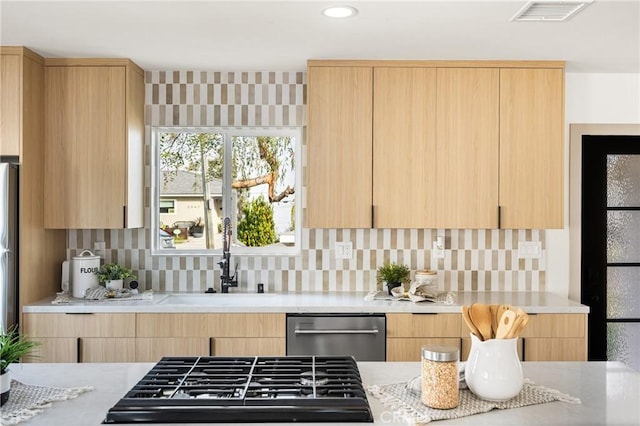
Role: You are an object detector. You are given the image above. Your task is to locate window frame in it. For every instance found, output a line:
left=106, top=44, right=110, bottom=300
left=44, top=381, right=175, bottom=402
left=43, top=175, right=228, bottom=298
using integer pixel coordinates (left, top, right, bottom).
left=151, top=126, right=303, bottom=256
left=159, top=199, right=176, bottom=214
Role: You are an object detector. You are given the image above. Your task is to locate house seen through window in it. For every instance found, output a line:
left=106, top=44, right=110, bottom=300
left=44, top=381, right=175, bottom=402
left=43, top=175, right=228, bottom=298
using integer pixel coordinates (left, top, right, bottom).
left=153, top=128, right=300, bottom=254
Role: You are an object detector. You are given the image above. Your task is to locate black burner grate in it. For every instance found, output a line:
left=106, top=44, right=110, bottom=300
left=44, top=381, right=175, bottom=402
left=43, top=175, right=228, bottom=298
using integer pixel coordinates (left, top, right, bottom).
left=103, top=356, right=373, bottom=423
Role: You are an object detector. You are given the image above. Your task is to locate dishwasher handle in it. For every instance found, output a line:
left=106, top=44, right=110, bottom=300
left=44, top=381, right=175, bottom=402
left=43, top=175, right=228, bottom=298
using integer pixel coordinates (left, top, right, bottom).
left=294, top=328, right=379, bottom=335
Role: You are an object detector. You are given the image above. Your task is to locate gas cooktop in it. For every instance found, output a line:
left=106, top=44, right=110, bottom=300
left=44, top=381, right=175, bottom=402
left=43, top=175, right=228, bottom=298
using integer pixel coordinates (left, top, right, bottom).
left=103, top=356, right=373, bottom=423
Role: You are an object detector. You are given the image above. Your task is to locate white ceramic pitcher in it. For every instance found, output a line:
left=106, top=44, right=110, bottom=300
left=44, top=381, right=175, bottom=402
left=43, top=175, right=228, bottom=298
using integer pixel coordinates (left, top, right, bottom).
left=465, top=333, right=524, bottom=401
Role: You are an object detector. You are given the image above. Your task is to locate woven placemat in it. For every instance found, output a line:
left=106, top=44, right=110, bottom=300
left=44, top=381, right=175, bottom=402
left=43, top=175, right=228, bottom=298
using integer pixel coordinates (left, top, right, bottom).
left=368, top=379, right=580, bottom=425
left=0, top=380, right=93, bottom=425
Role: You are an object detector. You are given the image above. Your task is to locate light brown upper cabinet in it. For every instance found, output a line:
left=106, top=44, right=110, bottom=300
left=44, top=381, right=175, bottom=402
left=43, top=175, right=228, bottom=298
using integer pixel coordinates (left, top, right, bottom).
left=44, top=59, right=144, bottom=229
left=436, top=68, right=500, bottom=228
left=0, top=50, right=22, bottom=156
left=373, top=67, right=437, bottom=228
left=0, top=47, right=66, bottom=312
left=306, top=66, right=373, bottom=228
left=306, top=60, right=564, bottom=229
left=499, top=68, right=564, bottom=229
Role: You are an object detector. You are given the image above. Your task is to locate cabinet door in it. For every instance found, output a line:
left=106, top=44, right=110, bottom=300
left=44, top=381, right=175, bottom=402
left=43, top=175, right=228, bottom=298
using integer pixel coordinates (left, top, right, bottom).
left=521, top=313, right=587, bottom=360
left=523, top=338, right=586, bottom=361
left=44, top=66, right=127, bottom=228
left=499, top=68, right=564, bottom=229
left=373, top=68, right=437, bottom=228
left=23, top=313, right=135, bottom=337
left=136, top=313, right=285, bottom=338
left=306, top=66, right=373, bottom=228
left=212, top=338, right=286, bottom=356
left=387, top=338, right=460, bottom=361
left=81, top=338, right=136, bottom=362
left=436, top=68, right=499, bottom=228
left=0, top=53, right=21, bottom=156
left=386, top=313, right=461, bottom=338
left=28, top=337, right=77, bottom=363
left=135, top=338, right=210, bottom=362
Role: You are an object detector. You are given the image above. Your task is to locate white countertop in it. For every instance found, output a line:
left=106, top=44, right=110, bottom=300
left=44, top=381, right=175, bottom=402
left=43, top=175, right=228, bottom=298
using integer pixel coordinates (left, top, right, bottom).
left=23, top=291, right=589, bottom=314
left=6, top=361, right=638, bottom=425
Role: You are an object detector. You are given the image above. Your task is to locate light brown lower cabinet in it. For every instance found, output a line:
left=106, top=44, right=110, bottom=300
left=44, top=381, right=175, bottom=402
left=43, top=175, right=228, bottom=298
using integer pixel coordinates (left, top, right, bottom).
left=386, top=313, right=462, bottom=361
left=134, top=313, right=286, bottom=362
left=27, top=336, right=137, bottom=363
left=80, top=338, right=136, bottom=363
left=461, top=313, right=586, bottom=361
left=388, top=312, right=587, bottom=362
left=23, top=313, right=136, bottom=363
left=517, top=313, right=587, bottom=361
left=212, top=338, right=286, bottom=357
left=23, top=311, right=585, bottom=362
left=30, top=337, right=78, bottom=363
left=135, top=338, right=210, bottom=362
left=387, top=338, right=461, bottom=361
left=23, top=312, right=287, bottom=362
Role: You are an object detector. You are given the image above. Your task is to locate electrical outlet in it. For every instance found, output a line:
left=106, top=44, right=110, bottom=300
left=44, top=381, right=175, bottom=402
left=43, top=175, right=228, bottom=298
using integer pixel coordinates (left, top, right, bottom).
left=518, top=241, right=542, bottom=259
left=335, top=242, right=353, bottom=260
left=93, top=241, right=106, bottom=259
left=432, top=240, right=445, bottom=259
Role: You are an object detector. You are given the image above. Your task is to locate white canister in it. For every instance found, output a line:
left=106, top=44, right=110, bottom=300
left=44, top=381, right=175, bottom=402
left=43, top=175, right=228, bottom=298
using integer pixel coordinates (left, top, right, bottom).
left=71, top=250, right=100, bottom=298
left=414, top=270, right=438, bottom=288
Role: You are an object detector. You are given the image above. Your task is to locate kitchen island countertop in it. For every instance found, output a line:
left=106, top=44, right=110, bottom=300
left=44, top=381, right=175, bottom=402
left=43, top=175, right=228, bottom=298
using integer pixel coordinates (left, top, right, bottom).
left=23, top=291, right=588, bottom=314
left=5, top=361, right=638, bottom=425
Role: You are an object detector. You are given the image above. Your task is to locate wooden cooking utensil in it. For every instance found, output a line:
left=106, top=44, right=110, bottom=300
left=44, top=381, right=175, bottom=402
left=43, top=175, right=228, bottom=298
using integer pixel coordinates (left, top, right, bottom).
left=462, top=305, right=483, bottom=340
left=470, top=303, right=493, bottom=341
left=489, top=304, right=499, bottom=339
left=507, top=310, right=530, bottom=338
left=495, top=309, right=518, bottom=339
left=496, top=304, right=511, bottom=325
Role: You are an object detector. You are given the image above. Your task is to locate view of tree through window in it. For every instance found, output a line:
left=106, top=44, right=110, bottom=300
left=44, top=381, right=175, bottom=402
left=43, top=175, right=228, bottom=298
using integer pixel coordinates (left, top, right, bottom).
left=156, top=129, right=297, bottom=252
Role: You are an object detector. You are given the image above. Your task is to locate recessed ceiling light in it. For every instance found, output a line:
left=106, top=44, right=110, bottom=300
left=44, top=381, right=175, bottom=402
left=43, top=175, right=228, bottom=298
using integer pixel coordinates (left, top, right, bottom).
left=322, top=6, right=358, bottom=19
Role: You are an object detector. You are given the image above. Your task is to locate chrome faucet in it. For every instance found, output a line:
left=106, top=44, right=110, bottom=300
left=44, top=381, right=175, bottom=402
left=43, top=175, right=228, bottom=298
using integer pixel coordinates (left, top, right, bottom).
left=218, top=217, right=238, bottom=293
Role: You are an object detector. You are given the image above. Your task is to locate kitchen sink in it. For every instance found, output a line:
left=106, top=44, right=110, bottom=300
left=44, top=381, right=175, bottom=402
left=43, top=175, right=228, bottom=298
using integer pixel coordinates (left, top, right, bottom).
left=157, top=292, right=280, bottom=307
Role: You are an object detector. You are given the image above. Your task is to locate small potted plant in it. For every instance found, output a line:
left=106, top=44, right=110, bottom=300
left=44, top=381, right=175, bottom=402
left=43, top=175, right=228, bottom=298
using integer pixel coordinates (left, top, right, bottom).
left=96, top=263, right=136, bottom=291
left=191, top=217, right=204, bottom=238
left=0, top=326, right=39, bottom=406
left=376, top=262, right=411, bottom=295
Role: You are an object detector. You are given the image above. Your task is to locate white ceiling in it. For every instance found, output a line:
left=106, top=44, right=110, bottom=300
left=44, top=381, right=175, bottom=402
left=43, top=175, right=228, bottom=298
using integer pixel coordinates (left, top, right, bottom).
left=1, top=0, right=639, bottom=73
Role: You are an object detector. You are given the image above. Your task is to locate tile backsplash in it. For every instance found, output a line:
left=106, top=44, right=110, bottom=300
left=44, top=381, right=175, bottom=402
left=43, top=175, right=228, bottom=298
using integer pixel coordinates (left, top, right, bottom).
left=67, top=71, right=546, bottom=293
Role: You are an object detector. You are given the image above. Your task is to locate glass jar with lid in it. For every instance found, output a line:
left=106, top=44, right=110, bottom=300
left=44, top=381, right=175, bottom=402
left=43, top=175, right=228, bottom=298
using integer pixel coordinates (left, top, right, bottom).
left=421, top=345, right=459, bottom=409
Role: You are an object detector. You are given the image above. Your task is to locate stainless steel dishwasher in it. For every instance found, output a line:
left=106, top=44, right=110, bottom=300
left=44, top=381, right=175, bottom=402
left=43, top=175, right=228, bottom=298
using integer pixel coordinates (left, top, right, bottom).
left=286, top=313, right=386, bottom=361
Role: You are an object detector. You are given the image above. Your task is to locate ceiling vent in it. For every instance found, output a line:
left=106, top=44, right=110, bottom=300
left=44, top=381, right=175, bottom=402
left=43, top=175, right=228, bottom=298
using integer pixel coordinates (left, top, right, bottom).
left=510, top=1, right=593, bottom=22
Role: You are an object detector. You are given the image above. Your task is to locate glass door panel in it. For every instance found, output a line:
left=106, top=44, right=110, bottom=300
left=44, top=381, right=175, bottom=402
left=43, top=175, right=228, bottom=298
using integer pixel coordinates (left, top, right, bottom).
left=606, top=154, right=640, bottom=372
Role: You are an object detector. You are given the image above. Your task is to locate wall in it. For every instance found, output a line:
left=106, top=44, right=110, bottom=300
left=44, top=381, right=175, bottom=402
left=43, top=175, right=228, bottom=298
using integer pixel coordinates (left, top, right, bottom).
left=68, top=70, right=546, bottom=293
left=546, top=72, right=640, bottom=299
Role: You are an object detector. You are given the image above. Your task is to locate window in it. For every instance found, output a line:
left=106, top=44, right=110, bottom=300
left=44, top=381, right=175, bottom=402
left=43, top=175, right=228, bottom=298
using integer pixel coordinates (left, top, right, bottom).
left=159, top=200, right=175, bottom=214
left=152, top=127, right=301, bottom=255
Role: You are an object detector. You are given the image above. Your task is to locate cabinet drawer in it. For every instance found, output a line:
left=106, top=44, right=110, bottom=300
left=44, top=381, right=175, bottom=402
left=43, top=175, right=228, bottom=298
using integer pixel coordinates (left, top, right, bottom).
left=24, top=313, right=135, bottom=337
left=387, top=337, right=461, bottom=361
left=387, top=313, right=461, bottom=338
left=28, top=337, right=78, bottom=363
left=212, top=338, right=286, bottom=357
left=136, top=313, right=286, bottom=337
left=524, top=338, right=587, bottom=361
left=80, top=338, right=136, bottom=363
left=135, top=338, right=210, bottom=362
left=521, top=314, right=586, bottom=338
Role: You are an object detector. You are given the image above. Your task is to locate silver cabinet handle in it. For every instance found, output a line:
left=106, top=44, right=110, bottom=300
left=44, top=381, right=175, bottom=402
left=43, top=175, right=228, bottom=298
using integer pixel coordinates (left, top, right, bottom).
left=294, top=328, right=379, bottom=335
